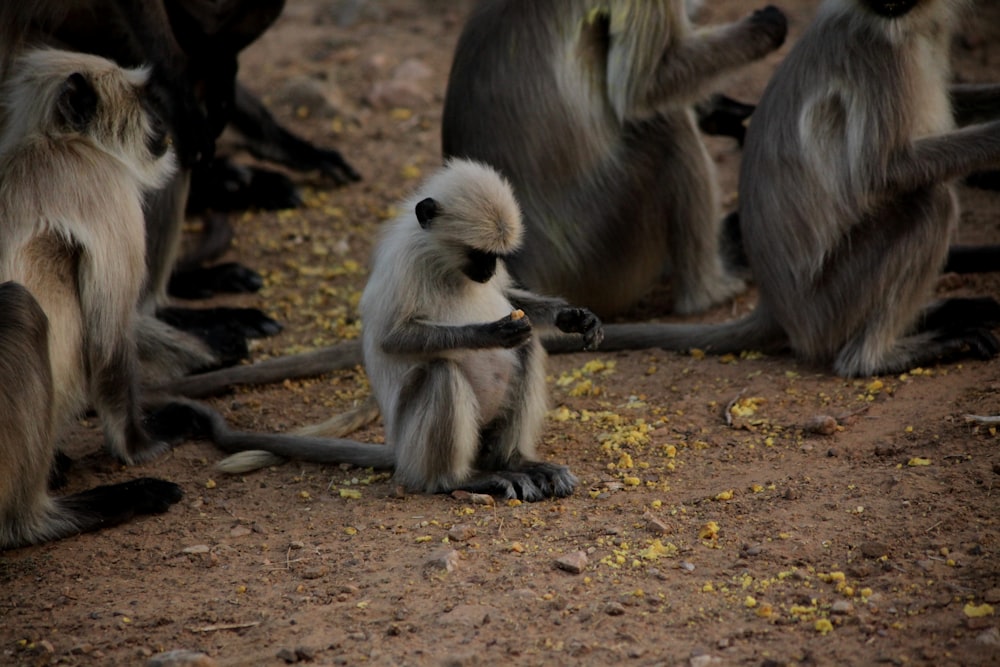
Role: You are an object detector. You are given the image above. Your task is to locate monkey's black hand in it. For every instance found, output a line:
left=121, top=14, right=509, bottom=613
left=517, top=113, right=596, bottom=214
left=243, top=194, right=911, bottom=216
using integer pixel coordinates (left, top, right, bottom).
left=696, top=94, right=755, bottom=146
left=555, top=308, right=604, bottom=351
left=748, top=6, right=788, bottom=49
left=313, top=147, right=363, bottom=186
left=485, top=314, right=533, bottom=348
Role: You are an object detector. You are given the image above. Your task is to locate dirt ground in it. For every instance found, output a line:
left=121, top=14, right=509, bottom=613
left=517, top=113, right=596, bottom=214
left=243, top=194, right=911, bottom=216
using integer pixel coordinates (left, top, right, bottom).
left=4, top=1, right=1000, bottom=665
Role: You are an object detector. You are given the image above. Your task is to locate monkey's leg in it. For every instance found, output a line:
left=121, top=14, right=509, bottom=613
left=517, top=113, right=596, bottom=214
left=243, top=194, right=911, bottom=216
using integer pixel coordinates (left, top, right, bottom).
left=187, top=158, right=301, bottom=214
left=829, top=196, right=999, bottom=376
left=144, top=171, right=193, bottom=308
left=655, top=115, right=745, bottom=314
left=231, top=84, right=361, bottom=185
left=390, top=361, right=480, bottom=494
left=472, top=343, right=577, bottom=502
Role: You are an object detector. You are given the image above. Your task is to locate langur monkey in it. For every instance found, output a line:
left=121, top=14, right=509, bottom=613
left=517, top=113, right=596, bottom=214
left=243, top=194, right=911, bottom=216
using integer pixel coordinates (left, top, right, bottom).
left=0, top=50, right=184, bottom=549
left=441, top=0, right=789, bottom=317
left=589, top=0, right=1000, bottom=377
left=169, top=160, right=603, bottom=500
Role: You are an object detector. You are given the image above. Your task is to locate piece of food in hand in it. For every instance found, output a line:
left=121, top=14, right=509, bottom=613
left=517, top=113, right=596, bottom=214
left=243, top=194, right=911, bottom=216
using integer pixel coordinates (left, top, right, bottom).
left=510, top=309, right=525, bottom=320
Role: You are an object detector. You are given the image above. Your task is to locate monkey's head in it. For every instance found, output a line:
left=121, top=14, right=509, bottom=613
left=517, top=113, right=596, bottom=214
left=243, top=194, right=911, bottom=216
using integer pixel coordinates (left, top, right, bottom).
left=412, top=159, right=524, bottom=283
left=0, top=48, right=176, bottom=190
left=859, top=0, right=920, bottom=17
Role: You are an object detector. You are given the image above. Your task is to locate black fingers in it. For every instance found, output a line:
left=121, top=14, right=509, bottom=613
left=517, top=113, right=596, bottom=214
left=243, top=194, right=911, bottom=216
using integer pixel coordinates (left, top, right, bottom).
left=486, top=314, right=533, bottom=349
left=315, top=147, right=363, bottom=185
left=158, top=306, right=282, bottom=339
left=168, top=263, right=264, bottom=300
left=555, top=308, right=604, bottom=350
left=458, top=463, right=578, bottom=502
left=943, top=245, right=1000, bottom=274
left=922, top=297, right=1000, bottom=332
left=749, top=5, right=788, bottom=48
left=696, top=94, right=755, bottom=145
left=187, top=160, right=302, bottom=214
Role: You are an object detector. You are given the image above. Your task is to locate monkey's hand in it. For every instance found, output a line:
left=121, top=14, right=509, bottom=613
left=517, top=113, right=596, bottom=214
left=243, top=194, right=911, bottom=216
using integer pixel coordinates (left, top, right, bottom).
left=747, top=6, right=788, bottom=50
left=484, top=314, right=533, bottom=349
left=555, top=308, right=604, bottom=351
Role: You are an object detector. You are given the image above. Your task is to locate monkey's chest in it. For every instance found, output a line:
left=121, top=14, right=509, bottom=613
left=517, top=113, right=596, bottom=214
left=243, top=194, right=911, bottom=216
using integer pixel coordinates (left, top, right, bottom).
left=458, top=350, right=519, bottom=423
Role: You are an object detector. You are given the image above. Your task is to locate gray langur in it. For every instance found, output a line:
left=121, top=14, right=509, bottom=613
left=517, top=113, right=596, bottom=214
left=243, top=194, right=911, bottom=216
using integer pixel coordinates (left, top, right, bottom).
left=0, top=49, right=184, bottom=549
left=167, top=160, right=603, bottom=500
left=589, top=0, right=1000, bottom=377
left=441, top=0, right=789, bottom=318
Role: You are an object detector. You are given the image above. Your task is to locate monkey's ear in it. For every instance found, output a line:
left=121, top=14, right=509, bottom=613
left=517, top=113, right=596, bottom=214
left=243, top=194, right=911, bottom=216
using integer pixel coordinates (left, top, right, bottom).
left=415, top=197, right=440, bottom=229
left=56, top=72, right=98, bottom=133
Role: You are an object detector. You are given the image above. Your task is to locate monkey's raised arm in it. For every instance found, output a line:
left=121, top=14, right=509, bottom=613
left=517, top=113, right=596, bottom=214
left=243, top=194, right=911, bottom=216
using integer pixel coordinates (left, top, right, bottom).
left=381, top=317, right=531, bottom=355
left=611, top=5, right=787, bottom=116
left=950, top=84, right=1000, bottom=126
left=506, top=288, right=603, bottom=351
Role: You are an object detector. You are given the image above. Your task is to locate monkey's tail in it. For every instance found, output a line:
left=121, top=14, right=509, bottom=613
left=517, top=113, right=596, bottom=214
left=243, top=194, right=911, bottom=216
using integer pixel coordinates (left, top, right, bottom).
left=161, top=399, right=393, bottom=474
left=547, top=309, right=785, bottom=356
left=156, top=340, right=363, bottom=398
left=222, top=396, right=383, bottom=473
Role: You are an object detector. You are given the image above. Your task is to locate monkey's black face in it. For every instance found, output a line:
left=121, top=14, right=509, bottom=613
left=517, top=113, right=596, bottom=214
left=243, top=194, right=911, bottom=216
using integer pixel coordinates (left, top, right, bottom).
left=464, top=249, right=499, bottom=283
left=861, top=0, right=919, bottom=17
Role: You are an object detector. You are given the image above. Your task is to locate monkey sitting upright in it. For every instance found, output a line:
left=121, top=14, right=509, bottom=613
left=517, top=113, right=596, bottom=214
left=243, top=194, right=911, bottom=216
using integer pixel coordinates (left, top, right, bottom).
left=441, top=0, right=788, bottom=318
left=163, top=160, right=603, bottom=500
left=591, top=0, right=1000, bottom=376
left=0, top=48, right=185, bottom=549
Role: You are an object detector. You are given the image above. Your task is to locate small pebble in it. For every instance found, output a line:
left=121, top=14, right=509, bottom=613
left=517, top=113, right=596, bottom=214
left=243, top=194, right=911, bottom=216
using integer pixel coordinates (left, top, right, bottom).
left=554, top=551, right=588, bottom=574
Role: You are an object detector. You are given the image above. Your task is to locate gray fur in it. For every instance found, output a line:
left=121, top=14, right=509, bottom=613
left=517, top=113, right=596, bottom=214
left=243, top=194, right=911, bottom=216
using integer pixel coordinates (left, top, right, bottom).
left=441, top=0, right=787, bottom=317
left=597, top=0, right=1000, bottom=377
left=214, top=160, right=600, bottom=500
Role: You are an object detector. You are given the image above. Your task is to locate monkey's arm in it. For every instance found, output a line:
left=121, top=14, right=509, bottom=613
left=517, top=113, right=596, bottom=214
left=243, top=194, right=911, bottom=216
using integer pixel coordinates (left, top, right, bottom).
left=381, top=317, right=531, bottom=355
left=505, top=288, right=603, bottom=350
left=951, top=84, right=1000, bottom=126
left=621, top=7, right=786, bottom=113
left=888, top=120, right=1000, bottom=192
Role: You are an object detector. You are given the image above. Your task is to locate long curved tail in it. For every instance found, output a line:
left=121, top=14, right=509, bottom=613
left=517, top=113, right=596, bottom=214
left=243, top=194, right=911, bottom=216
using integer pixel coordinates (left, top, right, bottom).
left=546, top=309, right=785, bottom=355
left=163, top=399, right=394, bottom=474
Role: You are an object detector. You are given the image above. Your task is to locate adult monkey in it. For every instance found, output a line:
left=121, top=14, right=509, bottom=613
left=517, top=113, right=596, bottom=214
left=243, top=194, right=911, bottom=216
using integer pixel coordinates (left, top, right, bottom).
left=588, top=0, right=1000, bottom=377
left=441, top=0, right=789, bottom=317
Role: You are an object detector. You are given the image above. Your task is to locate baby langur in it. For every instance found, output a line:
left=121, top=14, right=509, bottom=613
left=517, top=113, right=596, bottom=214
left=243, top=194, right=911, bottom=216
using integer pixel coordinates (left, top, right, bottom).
left=0, top=284, right=182, bottom=549
left=589, top=0, right=1000, bottom=377
left=179, top=160, right=603, bottom=500
left=441, top=0, right=788, bottom=318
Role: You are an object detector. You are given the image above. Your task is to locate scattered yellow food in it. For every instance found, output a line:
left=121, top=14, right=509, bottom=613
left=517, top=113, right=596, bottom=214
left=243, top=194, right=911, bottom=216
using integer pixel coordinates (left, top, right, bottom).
left=964, top=603, right=995, bottom=618
left=907, top=457, right=932, bottom=466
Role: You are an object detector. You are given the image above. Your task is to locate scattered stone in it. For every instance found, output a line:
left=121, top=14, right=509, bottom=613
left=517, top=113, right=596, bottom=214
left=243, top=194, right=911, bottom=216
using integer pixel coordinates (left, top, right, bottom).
left=805, top=415, right=838, bottom=435
left=831, top=600, right=854, bottom=615
left=690, top=654, right=723, bottom=667
left=229, top=526, right=251, bottom=538
left=424, top=548, right=460, bottom=573
left=289, top=541, right=306, bottom=550
left=783, top=488, right=800, bottom=501
left=860, top=541, right=890, bottom=559
left=295, top=646, right=316, bottom=662
left=147, top=649, right=218, bottom=667
left=603, top=601, right=626, bottom=616
left=680, top=561, right=696, bottom=572
left=554, top=551, right=589, bottom=574
left=300, top=566, right=328, bottom=580
left=437, top=605, right=495, bottom=628
left=643, top=512, right=671, bottom=535
left=447, top=524, right=476, bottom=542
left=275, top=77, right=345, bottom=118
left=450, top=490, right=494, bottom=505
left=276, top=647, right=298, bottom=664
left=367, top=58, right=433, bottom=109
left=975, top=627, right=1000, bottom=646
left=984, top=588, right=1000, bottom=604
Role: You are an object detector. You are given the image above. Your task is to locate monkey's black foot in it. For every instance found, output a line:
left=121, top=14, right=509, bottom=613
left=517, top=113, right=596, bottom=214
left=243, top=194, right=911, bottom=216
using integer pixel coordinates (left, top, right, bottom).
left=158, top=306, right=282, bottom=339
left=168, top=263, right=264, bottom=299
left=932, top=327, right=1000, bottom=361
left=944, top=245, right=1000, bottom=274
left=555, top=308, right=604, bottom=350
left=696, top=94, right=755, bottom=145
left=922, top=297, right=1000, bottom=333
left=306, top=147, right=362, bottom=186
left=966, top=170, right=1000, bottom=191
left=460, top=463, right=578, bottom=502
left=145, top=401, right=217, bottom=443
left=189, top=160, right=303, bottom=213
left=48, top=451, right=74, bottom=490
left=63, top=478, right=184, bottom=525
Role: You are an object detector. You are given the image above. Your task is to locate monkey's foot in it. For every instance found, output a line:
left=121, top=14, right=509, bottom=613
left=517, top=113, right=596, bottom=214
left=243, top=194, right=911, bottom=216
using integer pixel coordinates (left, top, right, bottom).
left=144, top=401, right=217, bottom=444
left=168, top=263, right=264, bottom=299
left=932, top=327, right=1000, bottom=362
left=674, top=272, right=747, bottom=315
left=188, top=160, right=303, bottom=213
left=460, top=462, right=578, bottom=502
left=63, top=477, right=184, bottom=522
left=922, top=297, right=1000, bottom=332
